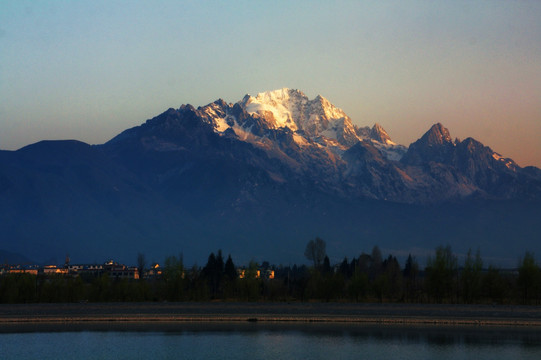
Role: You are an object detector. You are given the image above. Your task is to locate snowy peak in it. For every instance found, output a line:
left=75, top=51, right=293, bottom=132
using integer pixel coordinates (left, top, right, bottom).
left=242, top=88, right=350, bottom=131
left=239, top=88, right=360, bottom=147
left=67, top=93, right=541, bottom=207
left=184, top=88, right=404, bottom=161
left=243, top=88, right=305, bottom=131
left=312, top=94, right=349, bottom=122
left=249, top=88, right=305, bottom=107
left=370, top=123, right=392, bottom=144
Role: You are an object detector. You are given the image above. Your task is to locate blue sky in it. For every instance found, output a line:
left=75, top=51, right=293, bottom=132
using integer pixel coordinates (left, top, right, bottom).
left=1, top=0, right=540, bottom=166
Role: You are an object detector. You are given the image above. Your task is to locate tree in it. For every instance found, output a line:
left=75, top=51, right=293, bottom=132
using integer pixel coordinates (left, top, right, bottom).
left=90, top=273, right=112, bottom=302
left=481, top=265, right=507, bottom=304
left=425, top=245, right=458, bottom=303
left=461, top=248, right=483, bottom=303
left=223, top=255, right=237, bottom=299
left=518, top=251, right=540, bottom=304
left=163, top=254, right=185, bottom=301
left=224, top=255, right=237, bottom=281
left=403, top=254, right=419, bottom=302
left=239, top=260, right=261, bottom=301
left=369, top=246, right=383, bottom=281
left=339, top=257, right=350, bottom=279
left=348, top=270, right=368, bottom=302
left=322, top=256, right=331, bottom=274
left=216, top=250, right=225, bottom=278
left=0, top=274, right=37, bottom=303
left=202, top=250, right=226, bottom=299
left=304, top=237, right=326, bottom=269
left=372, top=273, right=390, bottom=303
left=357, top=253, right=371, bottom=274
left=382, top=255, right=402, bottom=301
left=137, top=252, right=146, bottom=278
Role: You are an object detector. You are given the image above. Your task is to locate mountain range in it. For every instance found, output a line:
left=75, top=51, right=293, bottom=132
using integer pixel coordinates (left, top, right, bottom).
left=1, top=88, right=540, bottom=266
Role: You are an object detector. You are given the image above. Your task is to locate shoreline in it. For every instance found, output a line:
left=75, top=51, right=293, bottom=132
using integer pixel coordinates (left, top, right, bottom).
left=2, top=302, right=541, bottom=327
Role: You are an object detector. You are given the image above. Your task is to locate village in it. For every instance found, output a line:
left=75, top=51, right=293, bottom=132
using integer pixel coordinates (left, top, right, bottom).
left=0, top=258, right=275, bottom=281
left=0, top=246, right=537, bottom=306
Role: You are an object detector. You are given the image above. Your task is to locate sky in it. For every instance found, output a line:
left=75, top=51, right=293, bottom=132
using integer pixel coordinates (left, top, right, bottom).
left=1, top=0, right=540, bottom=167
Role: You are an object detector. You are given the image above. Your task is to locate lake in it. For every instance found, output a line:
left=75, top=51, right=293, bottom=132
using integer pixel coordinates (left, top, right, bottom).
left=1, top=323, right=540, bottom=359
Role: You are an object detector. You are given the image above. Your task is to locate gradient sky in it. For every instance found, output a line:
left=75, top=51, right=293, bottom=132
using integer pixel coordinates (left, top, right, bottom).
left=1, top=0, right=540, bottom=167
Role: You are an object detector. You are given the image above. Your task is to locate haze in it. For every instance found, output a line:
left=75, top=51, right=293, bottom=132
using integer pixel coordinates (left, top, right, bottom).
left=1, top=1, right=540, bottom=167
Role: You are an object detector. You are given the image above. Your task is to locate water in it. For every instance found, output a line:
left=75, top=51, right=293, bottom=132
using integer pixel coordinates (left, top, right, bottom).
left=1, top=323, right=540, bottom=359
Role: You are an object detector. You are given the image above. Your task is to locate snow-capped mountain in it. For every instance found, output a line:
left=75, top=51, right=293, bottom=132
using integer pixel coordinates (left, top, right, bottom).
left=192, top=88, right=406, bottom=163
left=241, top=88, right=356, bottom=144
left=105, top=88, right=539, bottom=203
left=1, top=88, right=541, bottom=265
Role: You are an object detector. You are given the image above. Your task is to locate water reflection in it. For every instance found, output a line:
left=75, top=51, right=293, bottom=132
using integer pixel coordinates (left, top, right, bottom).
left=1, top=322, right=541, bottom=360
left=3, top=322, right=540, bottom=345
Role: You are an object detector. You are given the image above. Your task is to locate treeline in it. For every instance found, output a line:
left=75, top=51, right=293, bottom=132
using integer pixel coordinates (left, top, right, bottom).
left=1, top=244, right=541, bottom=305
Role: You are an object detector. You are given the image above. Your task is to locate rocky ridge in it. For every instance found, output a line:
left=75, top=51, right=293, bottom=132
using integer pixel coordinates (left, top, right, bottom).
left=106, top=88, right=540, bottom=203
left=1, top=88, right=541, bottom=264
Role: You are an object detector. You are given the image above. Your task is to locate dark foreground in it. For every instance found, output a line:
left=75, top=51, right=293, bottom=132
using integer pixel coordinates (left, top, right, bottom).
left=1, top=302, right=541, bottom=327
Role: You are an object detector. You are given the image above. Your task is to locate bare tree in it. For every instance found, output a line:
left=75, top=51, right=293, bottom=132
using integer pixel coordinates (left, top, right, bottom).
left=137, top=252, right=146, bottom=278
left=304, top=237, right=326, bottom=269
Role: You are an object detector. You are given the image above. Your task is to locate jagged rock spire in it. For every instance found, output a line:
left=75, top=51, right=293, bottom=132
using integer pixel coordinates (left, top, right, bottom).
left=370, top=123, right=392, bottom=143
left=419, top=123, right=453, bottom=146
left=401, top=123, right=454, bottom=165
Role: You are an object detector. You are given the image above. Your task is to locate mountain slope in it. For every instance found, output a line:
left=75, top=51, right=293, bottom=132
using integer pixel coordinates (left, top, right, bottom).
left=1, top=89, right=540, bottom=265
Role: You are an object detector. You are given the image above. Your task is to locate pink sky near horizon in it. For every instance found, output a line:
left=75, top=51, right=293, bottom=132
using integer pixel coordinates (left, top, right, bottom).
left=1, top=1, right=540, bottom=167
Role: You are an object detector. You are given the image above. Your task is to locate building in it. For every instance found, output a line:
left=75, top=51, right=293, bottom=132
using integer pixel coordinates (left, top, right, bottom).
left=144, top=263, right=162, bottom=279
left=42, top=265, right=69, bottom=275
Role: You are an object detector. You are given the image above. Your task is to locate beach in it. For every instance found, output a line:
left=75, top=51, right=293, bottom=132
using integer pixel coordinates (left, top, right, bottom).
left=1, top=302, right=541, bottom=327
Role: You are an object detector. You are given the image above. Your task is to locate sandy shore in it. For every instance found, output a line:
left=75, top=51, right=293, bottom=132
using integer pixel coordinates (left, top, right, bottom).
left=1, top=302, right=541, bottom=327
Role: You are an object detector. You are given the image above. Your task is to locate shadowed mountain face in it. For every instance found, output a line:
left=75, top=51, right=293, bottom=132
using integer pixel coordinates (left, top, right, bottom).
left=1, top=89, right=540, bottom=266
